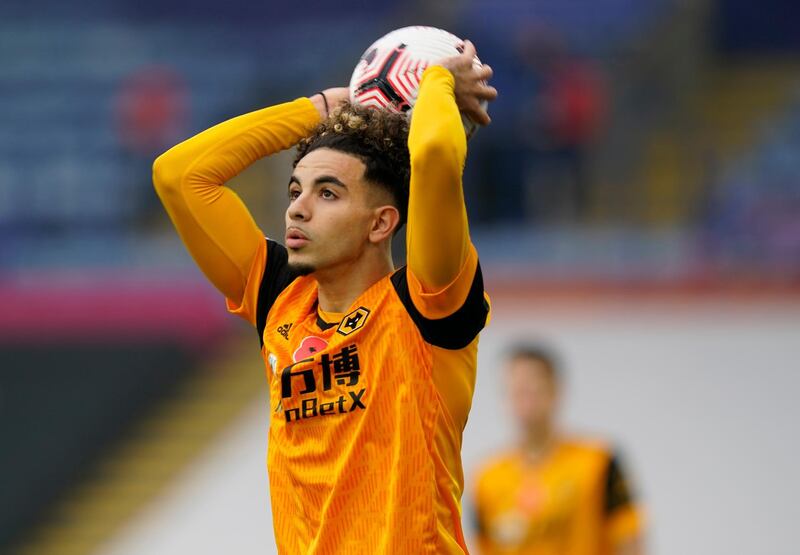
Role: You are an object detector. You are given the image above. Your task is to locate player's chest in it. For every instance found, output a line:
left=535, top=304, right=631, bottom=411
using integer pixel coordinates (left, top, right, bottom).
left=263, top=305, right=380, bottom=425
left=488, top=465, right=591, bottom=547
left=513, top=468, right=582, bottom=518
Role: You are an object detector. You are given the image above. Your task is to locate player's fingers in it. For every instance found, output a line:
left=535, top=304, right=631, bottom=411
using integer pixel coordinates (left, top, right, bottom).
left=476, top=84, right=498, bottom=101
left=473, top=108, right=491, bottom=126
left=324, top=87, right=351, bottom=108
left=461, top=40, right=477, bottom=61
left=476, top=64, right=493, bottom=81
left=465, top=98, right=491, bottom=126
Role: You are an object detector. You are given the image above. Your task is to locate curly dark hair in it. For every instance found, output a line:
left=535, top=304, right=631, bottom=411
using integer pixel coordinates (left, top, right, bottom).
left=294, top=102, right=410, bottom=227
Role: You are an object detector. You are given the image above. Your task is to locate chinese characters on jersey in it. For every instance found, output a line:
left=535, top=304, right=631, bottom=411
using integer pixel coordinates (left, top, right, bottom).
left=280, top=343, right=366, bottom=422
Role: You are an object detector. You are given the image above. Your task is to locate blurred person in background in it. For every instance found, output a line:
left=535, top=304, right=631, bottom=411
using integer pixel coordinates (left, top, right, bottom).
left=517, top=28, right=608, bottom=224
left=116, top=65, right=189, bottom=226
left=473, top=345, right=644, bottom=555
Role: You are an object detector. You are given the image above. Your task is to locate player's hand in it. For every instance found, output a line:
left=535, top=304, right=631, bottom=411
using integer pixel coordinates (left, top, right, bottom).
left=435, top=40, right=497, bottom=126
left=311, top=87, right=350, bottom=119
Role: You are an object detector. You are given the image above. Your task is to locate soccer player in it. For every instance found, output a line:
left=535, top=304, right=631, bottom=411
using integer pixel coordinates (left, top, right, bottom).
left=473, top=346, right=645, bottom=555
left=153, top=41, right=496, bottom=554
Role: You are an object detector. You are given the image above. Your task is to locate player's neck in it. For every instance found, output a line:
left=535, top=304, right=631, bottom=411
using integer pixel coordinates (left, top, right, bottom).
left=521, top=425, right=557, bottom=462
left=314, top=250, right=394, bottom=313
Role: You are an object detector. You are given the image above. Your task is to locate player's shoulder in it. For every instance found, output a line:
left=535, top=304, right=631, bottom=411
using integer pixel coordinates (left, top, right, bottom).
left=389, top=264, right=489, bottom=350
left=273, top=273, right=317, bottom=302
left=256, top=239, right=314, bottom=341
left=559, top=435, right=616, bottom=462
left=475, top=449, right=520, bottom=482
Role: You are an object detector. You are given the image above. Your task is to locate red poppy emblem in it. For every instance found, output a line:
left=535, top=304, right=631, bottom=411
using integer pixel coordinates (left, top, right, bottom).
left=517, top=481, right=545, bottom=514
left=293, top=336, right=328, bottom=362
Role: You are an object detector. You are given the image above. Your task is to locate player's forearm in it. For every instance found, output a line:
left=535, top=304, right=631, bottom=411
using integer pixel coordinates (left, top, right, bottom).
left=406, top=66, right=471, bottom=291
left=153, top=98, right=321, bottom=194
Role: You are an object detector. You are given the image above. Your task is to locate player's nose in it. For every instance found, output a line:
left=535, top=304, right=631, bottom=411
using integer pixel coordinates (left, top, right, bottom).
left=288, top=193, right=312, bottom=221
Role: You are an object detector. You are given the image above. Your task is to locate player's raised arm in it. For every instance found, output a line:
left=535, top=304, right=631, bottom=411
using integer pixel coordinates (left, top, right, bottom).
left=152, top=90, right=345, bottom=313
left=406, top=41, right=496, bottom=316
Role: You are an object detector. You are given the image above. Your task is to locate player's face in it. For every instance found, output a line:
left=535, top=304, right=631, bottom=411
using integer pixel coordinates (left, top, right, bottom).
left=285, top=148, right=387, bottom=274
left=506, top=357, right=558, bottom=432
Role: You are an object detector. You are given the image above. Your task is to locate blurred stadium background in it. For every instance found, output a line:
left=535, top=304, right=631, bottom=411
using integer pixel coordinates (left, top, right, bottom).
left=1, top=0, right=799, bottom=554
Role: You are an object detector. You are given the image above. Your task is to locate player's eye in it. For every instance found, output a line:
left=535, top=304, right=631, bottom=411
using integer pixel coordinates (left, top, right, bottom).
left=320, top=188, right=337, bottom=200
left=288, top=188, right=301, bottom=201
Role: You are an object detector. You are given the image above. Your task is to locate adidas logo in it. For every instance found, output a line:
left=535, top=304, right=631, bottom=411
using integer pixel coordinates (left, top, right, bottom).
left=276, top=323, right=292, bottom=340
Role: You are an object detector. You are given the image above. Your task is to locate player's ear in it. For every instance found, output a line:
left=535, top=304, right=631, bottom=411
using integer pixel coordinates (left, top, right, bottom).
left=368, top=205, right=400, bottom=244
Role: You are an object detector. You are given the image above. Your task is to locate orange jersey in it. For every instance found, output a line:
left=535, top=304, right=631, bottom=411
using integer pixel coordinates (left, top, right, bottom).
left=228, top=240, right=488, bottom=553
left=473, top=440, right=643, bottom=555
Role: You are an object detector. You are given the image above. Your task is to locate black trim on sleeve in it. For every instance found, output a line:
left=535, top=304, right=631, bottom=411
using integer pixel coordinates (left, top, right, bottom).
left=472, top=505, right=487, bottom=537
left=390, top=262, right=489, bottom=350
left=255, top=239, right=296, bottom=345
left=604, top=452, right=635, bottom=516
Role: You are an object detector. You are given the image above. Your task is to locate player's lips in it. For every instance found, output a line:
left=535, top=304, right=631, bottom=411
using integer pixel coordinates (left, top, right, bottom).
left=285, top=227, right=310, bottom=249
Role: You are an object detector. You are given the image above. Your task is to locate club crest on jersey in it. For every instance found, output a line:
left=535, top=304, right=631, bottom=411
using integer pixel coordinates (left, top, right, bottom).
left=337, top=306, right=370, bottom=336
left=293, top=336, right=328, bottom=362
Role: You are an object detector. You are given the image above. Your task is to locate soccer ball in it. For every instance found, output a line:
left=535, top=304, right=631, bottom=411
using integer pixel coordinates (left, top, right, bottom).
left=349, top=26, right=487, bottom=138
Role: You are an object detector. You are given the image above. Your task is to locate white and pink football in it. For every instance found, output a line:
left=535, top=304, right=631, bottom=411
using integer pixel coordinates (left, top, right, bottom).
left=349, top=26, right=487, bottom=138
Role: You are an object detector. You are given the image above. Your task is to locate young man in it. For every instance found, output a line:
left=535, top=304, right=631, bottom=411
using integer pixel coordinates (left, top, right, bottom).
left=473, top=346, right=645, bottom=555
left=153, top=42, right=496, bottom=554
